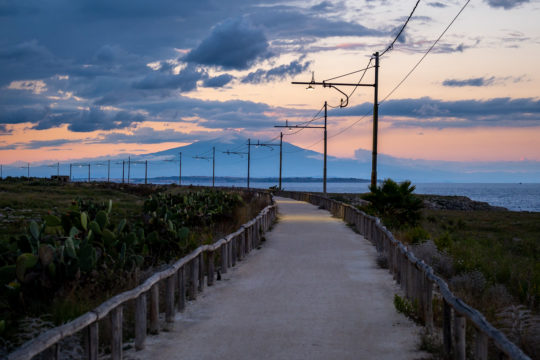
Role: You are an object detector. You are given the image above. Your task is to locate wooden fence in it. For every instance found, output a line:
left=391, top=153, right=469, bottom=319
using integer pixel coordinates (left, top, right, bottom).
left=278, top=190, right=531, bottom=360
left=8, top=193, right=277, bottom=360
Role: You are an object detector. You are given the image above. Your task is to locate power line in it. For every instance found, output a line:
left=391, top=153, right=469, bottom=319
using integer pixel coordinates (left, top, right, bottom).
left=323, top=64, right=375, bottom=82
left=380, top=0, right=422, bottom=57
left=381, top=0, right=471, bottom=103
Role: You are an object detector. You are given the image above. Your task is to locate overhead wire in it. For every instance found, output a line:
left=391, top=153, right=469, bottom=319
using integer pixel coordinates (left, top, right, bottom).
left=381, top=0, right=471, bottom=103
left=380, top=0, right=422, bottom=57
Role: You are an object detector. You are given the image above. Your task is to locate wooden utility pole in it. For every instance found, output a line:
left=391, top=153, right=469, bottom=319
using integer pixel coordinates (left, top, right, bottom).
left=122, top=160, right=125, bottom=183
left=212, top=147, right=215, bottom=187
left=107, top=160, right=111, bottom=183
left=69, top=164, right=72, bottom=181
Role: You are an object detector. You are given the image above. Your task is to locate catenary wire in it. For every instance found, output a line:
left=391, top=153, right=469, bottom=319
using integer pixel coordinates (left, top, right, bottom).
left=381, top=0, right=471, bottom=103
left=380, top=0, right=422, bottom=57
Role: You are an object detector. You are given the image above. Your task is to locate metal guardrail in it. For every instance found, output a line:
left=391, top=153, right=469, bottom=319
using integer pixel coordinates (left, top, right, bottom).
left=278, top=190, right=531, bottom=360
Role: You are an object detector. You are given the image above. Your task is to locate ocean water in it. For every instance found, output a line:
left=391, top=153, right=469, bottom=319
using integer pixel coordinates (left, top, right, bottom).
left=171, top=180, right=539, bottom=212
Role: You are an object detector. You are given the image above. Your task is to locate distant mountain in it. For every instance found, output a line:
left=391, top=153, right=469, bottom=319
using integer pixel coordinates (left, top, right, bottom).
left=9, top=135, right=540, bottom=183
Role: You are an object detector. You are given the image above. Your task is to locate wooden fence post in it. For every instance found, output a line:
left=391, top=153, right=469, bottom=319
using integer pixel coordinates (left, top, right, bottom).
left=454, top=314, right=466, bottom=360
left=110, top=306, right=123, bottom=360
left=177, top=266, right=186, bottom=312
left=231, top=238, right=236, bottom=267
left=87, top=322, right=98, bottom=360
left=424, top=274, right=434, bottom=331
left=135, top=293, right=147, bottom=350
left=198, top=253, right=204, bottom=293
left=149, top=284, right=159, bottom=334
left=221, top=244, right=228, bottom=274
left=207, top=251, right=215, bottom=286
left=188, top=258, right=198, bottom=300
left=474, top=328, right=488, bottom=360
left=165, top=275, right=176, bottom=326
left=443, top=299, right=452, bottom=357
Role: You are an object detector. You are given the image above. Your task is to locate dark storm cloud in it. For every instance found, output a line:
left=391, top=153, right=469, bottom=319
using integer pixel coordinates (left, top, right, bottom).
left=203, top=74, right=235, bottom=88
left=123, top=96, right=286, bottom=130
left=442, top=77, right=496, bottom=87
left=0, top=105, right=145, bottom=132
left=339, top=97, right=540, bottom=128
left=484, top=0, right=530, bottom=9
left=241, top=60, right=311, bottom=84
left=185, top=17, right=272, bottom=70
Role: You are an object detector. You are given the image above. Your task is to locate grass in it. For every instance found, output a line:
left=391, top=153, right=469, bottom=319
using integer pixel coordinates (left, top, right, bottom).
left=0, top=181, right=147, bottom=241
left=419, top=208, right=540, bottom=311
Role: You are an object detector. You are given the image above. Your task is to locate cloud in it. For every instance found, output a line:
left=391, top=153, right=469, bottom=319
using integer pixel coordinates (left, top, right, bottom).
left=133, top=65, right=207, bottom=91
left=339, top=97, right=540, bottom=128
left=442, top=77, right=496, bottom=87
left=0, top=106, right=146, bottom=132
left=95, top=127, right=209, bottom=144
left=241, top=60, right=311, bottom=84
left=427, top=2, right=447, bottom=7
left=311, top=1, right=333, bottom=11
left=484, top=0, right=530, bottom=9
left=184, top=17, right=272, bottom=70
left=203, top=74, right=235, bottom=88
left=0, top=124, right=11, bottom=134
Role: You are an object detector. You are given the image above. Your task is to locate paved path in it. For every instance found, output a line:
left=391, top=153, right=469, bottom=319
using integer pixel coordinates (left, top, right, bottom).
left=129, top=197, right=426, bottom=360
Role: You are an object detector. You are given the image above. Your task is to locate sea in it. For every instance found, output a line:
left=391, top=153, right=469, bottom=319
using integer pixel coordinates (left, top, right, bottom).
left=166, top=180, right=540, bottom=212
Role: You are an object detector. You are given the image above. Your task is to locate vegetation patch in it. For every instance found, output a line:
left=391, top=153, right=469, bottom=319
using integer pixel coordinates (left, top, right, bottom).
left=0, top=179, right=269, bottom=352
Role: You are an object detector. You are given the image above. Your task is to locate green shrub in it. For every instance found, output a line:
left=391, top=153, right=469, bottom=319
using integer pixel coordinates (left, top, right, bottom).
left=363, top=179, right=423, bottom=229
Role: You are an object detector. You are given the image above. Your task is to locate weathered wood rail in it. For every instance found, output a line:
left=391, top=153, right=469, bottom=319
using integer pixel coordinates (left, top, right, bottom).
left=8, top=192, right=277, bottom=360
left=278, top=190, right=531, bottom=360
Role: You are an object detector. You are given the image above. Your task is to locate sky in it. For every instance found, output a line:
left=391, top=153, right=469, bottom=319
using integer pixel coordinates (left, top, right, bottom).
left=1, top=0, right=539, bottom=170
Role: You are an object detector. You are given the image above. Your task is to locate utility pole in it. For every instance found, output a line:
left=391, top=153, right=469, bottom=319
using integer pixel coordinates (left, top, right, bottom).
left=70, top=163, right=72, bottom=181
left=323, top=101, right=327, bottom=194
left=213, top=148, right=216, bottom=187
left=275, top=111, right=327, bottom=194
left=193, top=150, right=214, bottom=187
left=250, top=138, right=281, bottom=189
left=0, top=164, right=2, bottom=179
left=122, top=160, right=125, bottom=183
left=222, top=146, right=249, bottom=188
left=247, top=139, right=251, bottom=188
left=27, top=163, right=30, bottom=178
left=57, top=162, right=60, bottom=179
left=144, top=160, right=148, bottom=184
left=88, top=164, right=90, bottom=182
left=279, top=132, right=283, bottom=189
left=107, top=160, right=111, bottom=183
left=371, top=51, right=379, bottom=189
left=292, top=60, right=379, bottom=190
left=127, top=156, right=131, bottom=184
left=179, top=152, right=182, bottom=185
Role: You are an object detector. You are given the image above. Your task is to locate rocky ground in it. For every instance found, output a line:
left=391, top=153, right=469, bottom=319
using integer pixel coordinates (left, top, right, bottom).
left=418, top=194, right=508, bottom=211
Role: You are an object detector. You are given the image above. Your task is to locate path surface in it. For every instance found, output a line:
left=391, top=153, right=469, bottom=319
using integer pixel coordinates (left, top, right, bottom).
left=129, top=197, right=426, bottom=360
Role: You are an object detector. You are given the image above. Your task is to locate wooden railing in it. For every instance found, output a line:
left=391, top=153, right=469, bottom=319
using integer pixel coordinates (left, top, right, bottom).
left=278, top=190, right=531, bottom=360
left=8, top=193, right=277, bottom=360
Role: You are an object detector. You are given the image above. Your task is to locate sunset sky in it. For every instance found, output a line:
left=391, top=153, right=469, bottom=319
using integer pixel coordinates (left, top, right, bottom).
left=1, top=0, right=539, bottom=167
